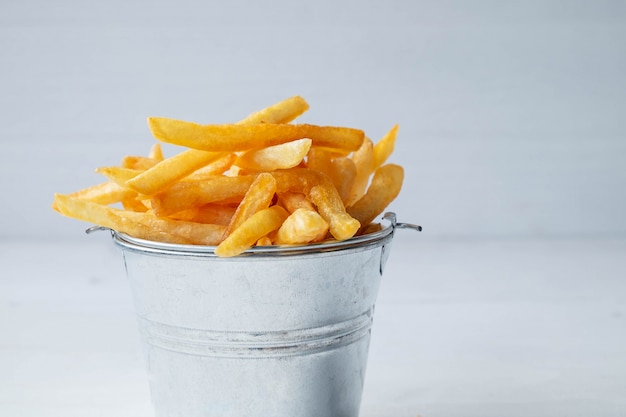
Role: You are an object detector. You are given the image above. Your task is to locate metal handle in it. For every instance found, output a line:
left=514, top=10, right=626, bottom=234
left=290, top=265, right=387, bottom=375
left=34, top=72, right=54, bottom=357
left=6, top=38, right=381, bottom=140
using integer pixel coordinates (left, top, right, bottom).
left=383, top=212, right=423, bottom=232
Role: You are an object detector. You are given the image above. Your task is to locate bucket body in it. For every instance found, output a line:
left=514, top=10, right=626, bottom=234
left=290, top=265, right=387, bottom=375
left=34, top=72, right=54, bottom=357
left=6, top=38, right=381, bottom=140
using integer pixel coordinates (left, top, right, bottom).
left=113, top=224, right=395, bottom=417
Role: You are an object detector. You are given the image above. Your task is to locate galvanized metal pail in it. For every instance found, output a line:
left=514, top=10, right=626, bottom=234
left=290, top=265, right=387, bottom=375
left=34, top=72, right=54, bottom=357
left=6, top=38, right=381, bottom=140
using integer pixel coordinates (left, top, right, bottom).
left=106, top=212, right=419, bottom=417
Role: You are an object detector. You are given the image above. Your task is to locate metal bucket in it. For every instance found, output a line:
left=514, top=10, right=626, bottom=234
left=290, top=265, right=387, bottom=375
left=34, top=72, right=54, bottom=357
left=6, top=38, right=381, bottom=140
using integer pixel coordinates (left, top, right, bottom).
left=104, top=212, right=420, bottom=417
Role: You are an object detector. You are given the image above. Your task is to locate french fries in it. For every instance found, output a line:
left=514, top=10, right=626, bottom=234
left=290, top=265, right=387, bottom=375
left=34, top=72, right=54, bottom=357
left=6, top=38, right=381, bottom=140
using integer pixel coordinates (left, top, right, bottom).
left=52, top=95, right=405, bottom=257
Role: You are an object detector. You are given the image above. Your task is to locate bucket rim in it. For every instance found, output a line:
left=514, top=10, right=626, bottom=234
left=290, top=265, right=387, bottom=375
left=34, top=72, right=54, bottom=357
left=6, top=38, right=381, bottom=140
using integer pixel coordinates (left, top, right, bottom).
left=107, top=212, right=408, bottom=258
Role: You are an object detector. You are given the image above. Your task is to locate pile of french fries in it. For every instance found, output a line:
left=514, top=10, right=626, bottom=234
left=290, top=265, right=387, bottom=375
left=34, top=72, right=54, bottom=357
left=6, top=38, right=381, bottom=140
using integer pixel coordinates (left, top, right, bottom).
left=52, top=96, right=403, bottom=257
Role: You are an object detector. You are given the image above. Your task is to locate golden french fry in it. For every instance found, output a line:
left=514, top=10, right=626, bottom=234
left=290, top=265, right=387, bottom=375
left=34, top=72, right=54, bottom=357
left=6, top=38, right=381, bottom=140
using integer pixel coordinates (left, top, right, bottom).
left=126, top=149, right=227, bottom=195
left=148, top=119, right=364, bottom=153
left=121, top=155, right=159, bottom=170
left=54, top=194, right=226, bottom=245
left=235, top=138, right=312, bottom=172
left=169, top=204, right=236, bottom=226
left=359, top=222, right=383, bottom=235
left=306, top=147, right=334, bottom=176
left=64, top=181, right=137, bottom=205
left=149, top=143, right=164, bottom=161
left=53, top=96, right=405, bottom=256
left=215, top=205, right=289, bottom=257
left=95, top=166, right=142, bottom=187
left=238, top=95, right=309, bottom=125
left=329, top=157, right=357, bottom=204
left=345, top=137, right=374, bottom=207
left=277, top=192, right=315, bottom=213
left=224, top=173, right=277, bottom=238
left=308, top=181, right=360, bottom=241
left=256, top=236, right=273, bottom=246
left=347, top=164, right=404, bottom=229
left=184, top=153, right=237, bottom=180
left=372, top=124, right=398, bottom=171
left=122, top=196, right=149, bottom=213
left=275, top=208, right=329, bottom=245
left=151, top=175, right=256, bottom=216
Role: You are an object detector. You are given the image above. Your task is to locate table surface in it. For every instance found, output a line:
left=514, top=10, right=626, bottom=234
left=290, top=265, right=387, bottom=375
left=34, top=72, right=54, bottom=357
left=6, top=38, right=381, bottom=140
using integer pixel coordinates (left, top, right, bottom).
left=2, top=233, right=625, bottom=417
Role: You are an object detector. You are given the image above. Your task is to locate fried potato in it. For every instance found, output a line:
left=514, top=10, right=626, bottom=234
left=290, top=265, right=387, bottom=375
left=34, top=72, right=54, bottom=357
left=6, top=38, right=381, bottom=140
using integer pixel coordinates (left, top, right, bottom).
left=277, top=192, right=315, bottom=213
left=215, top=205, right=289, bottom=257
left=224, top=173, right=277, bottom=238
left=52, top=95, right=406, bottom=256
left=275, top=208, right=329, bottom=245
left=151, top=175, right=256, bottom=216
left=95, top=166, right=142, bottom=186
left=168, top=204, right=236, bottom=226
left=372, top=124, right=398, bottom=171
left=126, top=149, right=227, bottom=195
left=308, top=182, right=360, bottom=241
left=54, top=194, right=225, bottom=245
left=64, top=181, right=137, bottom=205
left=347, top=164, right=404, bottom=229
left=345, top=136, right=374, bottom=207
left=148, top=119, right=364, bottom=152
left=235, top=138, right=312, bottom=172
left=121, top=155, right=159, bottom=170
left=238, top=95, right=309, bottom=125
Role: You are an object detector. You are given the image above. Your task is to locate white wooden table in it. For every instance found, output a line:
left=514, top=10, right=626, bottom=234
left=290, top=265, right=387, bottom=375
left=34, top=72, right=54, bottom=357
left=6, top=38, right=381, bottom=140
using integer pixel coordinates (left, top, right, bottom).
left=2, top=234, right=625, bottom=417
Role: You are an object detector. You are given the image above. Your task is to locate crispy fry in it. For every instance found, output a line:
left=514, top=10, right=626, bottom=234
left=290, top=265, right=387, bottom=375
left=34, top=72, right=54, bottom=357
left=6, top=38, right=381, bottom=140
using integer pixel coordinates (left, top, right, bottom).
left=53, top=95, right=405, bottom=255
left=238, top=96, right=309, bottom=125
left=54, top=194, right=226, bottom=245
left=148, top=119, right=364, bottom=152
left=184, top=153, right=237, bottom=180
left=308, top=181, right=360, bottom=241
left=65, top=181, right=137, bottom=205
left=347, top=164, right=404, bottom=229
left=235, top=138, right=312, bottom=172
left=277, top=192, right=315, bottom=213
left=126, top=149, right=227, bottom=195
left=372, top=124, right=398, bottom=171
left=345, top=136, right=374, bottom=207
left=169, top=204, right=236, bottom=225
left=95, top=166, right=142, bottom=187
left=151, top=175, right=256, bottom=216
left=275, top=208, right=329, bottom=245
left=215, top=205, right=289, bottom=257
left=121, top=155, right=159, bottom=170
left=149, top=143, right=165, bottom=161
left=224, top=173, right=277, bottom=238
left=329, top=157, right=357, bottom=204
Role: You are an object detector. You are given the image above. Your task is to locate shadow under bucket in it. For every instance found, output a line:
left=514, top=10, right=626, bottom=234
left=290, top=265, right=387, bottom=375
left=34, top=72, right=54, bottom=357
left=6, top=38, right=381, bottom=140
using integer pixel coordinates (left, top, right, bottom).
left=105, top=212, right=420, bottom=417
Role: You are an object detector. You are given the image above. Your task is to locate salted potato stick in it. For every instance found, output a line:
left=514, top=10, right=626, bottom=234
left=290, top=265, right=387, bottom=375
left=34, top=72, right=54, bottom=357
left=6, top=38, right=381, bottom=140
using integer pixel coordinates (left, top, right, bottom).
left=121, top=155, right=159, bottom=170
left=277, top=192, right=315, bottom=213
left=147, top=119, right=364, bottom=152
left=238, top=95, right=309, bottom=125
left=372, top=124, right=398, bottom=171
left=169, top=204, right=236, bottom=226
left=54, top=194, right=226, bottom=245
left=329, top=157, right=357, bottom=204
left=309, top=182, right=360, bottom=241
left=345, top=137, right=374, bottom=207
left=126, top=149, right=227, bottom=195
left=184, top=153, right=236, bottom=180
left=235, top=138, right=312, bottom=172
left=347, top=164, right=404, bottom=229
left=151, top=175, right=256, bottom=216
left=63, top=181, right=137, bottom=205
left=275, top=208, right=329, bottom=245
left=224, top=173, right=277, bottom=238
left=96, top=166, right=142, bottom=186
left=215, top=205, right=289, bottom=257
left=149, top=143, right=164, bottom=161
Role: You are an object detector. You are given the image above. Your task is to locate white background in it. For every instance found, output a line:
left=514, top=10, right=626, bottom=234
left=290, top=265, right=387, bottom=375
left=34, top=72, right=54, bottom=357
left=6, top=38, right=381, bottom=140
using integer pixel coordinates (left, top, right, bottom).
left=2, top=1, right=625, bottom=417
